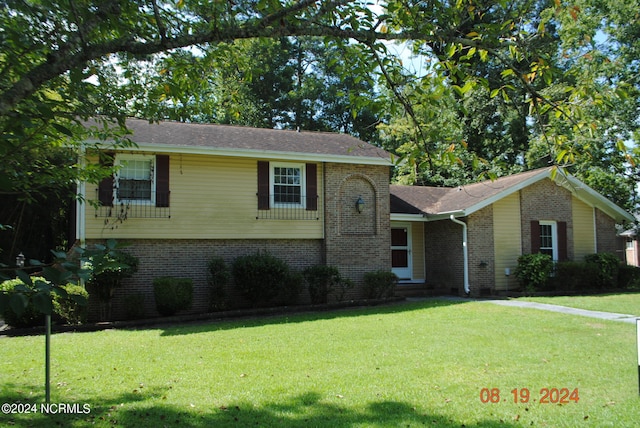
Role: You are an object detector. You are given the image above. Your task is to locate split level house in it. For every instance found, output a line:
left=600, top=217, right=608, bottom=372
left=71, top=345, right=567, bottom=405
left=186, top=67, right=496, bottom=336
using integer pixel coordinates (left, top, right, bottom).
left=77, top=119, right=634, bottom=319
left=78, top=118, right=393, bottom=318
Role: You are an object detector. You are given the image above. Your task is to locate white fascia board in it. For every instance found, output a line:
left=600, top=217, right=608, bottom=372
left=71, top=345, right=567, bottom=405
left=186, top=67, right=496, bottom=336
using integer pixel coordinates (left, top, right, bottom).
left=426, top=210, right=466, bottom=221
left=461, top=169, right=550, bottom=217
left=87, top=141, right=394, bottom=166
left=391, top=211, right=468, bottom=222
left=456, top=168, right=633, bottom=223
left=391, top=213, right=428, bottom=222
left=564, top=175, right=635, bottom=223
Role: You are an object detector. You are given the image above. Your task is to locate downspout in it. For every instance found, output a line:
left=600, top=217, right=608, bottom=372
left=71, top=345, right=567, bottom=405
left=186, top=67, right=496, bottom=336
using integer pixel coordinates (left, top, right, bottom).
left=450, top=215, right=470, bottom=295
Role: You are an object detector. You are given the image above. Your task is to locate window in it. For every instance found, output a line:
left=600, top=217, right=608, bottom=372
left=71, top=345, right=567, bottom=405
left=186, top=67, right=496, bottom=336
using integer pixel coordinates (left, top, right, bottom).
left=116, top=155, right=154, bottom=203
left=626, top=239, right=634, bottom=250
left=531, top=220, right=567, bottom=261
left=539, top=221, right=558, bottom=260
left=273, top=165, right=302, bottom=205
left=96, top=153, right=170, bottom=218
left=256, top=161, right=318, bottom=219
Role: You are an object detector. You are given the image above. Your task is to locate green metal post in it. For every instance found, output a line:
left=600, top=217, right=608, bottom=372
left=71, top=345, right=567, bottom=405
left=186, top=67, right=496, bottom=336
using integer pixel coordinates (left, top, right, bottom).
left=45, top=314, right=51, bottom=404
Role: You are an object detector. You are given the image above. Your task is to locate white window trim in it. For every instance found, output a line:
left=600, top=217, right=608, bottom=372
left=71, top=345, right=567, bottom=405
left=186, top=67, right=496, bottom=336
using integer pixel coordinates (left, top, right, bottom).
left=114, top=154, right=156, bottom=205
left=270, top=162, right=306, bottom=209
left=539, top=220, right=558, bottom=261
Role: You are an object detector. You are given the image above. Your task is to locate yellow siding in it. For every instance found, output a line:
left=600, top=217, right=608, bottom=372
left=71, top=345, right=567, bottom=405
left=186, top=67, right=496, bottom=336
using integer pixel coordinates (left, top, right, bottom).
left=572, top=196, right=595, bottom=260
left=493, top=193, right=522, bottom=290
left=85, top=154, right=324, bottom=240
left=411, top=222, right=425, bottom=280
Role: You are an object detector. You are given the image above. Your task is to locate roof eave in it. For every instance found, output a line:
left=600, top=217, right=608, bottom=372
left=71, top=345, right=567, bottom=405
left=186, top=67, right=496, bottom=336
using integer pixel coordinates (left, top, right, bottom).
left=459, top=169, right=634, bottom=224
left=460, top=169, right=552, bottom=216
left=86, top=141, right=394, bottom=166
left=391, top=213, right=428, bottom=222
left=566, top=175, right=635, bottom=223
left=426, top=210, right=466, bottom=221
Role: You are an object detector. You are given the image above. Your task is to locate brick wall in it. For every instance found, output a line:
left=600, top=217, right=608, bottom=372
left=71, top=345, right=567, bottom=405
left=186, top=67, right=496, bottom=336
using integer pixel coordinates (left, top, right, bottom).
left=86, top=238, right=323, bottom=321
left=424, top=220, right=464, bottom=294
left=595, top=209, right=625, bottom=260
left=468, top=206, right=495, bottom=296
left=519, top=179, right=574, bottom=259
left=323, top=163, right=391, bottom=298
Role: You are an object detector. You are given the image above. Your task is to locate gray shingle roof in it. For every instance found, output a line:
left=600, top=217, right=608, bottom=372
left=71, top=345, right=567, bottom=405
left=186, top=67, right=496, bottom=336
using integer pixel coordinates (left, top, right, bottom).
left=391, top=169, right=549, bottom=215
left=390, top=167, right=634, bottom=223
left=97, top=118, right=392, bottom=164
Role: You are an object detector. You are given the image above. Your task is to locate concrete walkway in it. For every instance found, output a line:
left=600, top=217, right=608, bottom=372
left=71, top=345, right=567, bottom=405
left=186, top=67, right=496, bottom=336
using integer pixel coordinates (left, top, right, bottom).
left=484, top=299, right=639, bottom=324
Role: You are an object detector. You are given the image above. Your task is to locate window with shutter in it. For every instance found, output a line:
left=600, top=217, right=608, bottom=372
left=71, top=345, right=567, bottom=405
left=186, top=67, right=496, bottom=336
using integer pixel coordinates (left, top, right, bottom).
left=533, top=220, right=567, bottom=261
left=95, top=153, right=170, bottom=219
left=256, top=161, right=319, bottom=219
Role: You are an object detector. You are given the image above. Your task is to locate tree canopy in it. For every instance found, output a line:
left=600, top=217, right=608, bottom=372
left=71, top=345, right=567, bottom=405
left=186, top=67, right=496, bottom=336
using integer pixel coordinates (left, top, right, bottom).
left=1, top=0, right=638, bottom=260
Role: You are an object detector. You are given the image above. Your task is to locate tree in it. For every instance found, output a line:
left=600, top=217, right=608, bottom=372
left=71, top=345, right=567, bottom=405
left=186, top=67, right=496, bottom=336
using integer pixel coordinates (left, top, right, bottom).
left=377, top=0, right=638, bottom=211
left=1, top=0, right=638, bottom=215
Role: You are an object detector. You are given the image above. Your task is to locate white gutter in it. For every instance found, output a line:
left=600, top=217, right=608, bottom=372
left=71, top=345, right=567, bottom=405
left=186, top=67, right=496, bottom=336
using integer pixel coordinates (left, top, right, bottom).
left=449, top=215, right=470, bottom=295
left=84, top=140, right=394, bottom=166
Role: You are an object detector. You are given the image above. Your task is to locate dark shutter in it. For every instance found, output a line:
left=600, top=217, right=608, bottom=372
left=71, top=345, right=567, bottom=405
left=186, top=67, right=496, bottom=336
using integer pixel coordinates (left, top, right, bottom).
left=558, top=221, right=568, bottom=261
left=98, top=151, right=115, bottom=206
left=305, top=163, right=318, bottom=211
left=257, top=161, right=270, bottom=210
left=530, top=220, right=540, bottom=253
left=155, top=155, right=170, bottom=207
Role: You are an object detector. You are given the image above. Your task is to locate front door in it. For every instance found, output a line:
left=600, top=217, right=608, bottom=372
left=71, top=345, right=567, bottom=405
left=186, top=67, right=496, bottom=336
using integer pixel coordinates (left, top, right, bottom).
left=391, top=225, right=412, bottom=280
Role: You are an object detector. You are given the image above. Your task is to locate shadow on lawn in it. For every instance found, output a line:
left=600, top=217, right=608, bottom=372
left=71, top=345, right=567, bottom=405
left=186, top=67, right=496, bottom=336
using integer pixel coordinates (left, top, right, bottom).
left=158, top=297, right=472, bottom=337
left=0, top=387, right=518, bottom=427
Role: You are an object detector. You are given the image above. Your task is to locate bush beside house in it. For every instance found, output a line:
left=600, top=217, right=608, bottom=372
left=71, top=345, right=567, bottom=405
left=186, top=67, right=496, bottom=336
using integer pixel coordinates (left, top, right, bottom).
left=0, top=277, right=89, bottom=327
left=363, top=270, right=398, bottom=299
left=231, top=251, right=292, bottom=307
left=207, top=256, right=231, bottom=311
left=303, top=265, right=343, bottom=304
left=87, top=245, right=139, bottom=321
left=153, top=277, right=194, bottom=316
left=514, top=252, right=640, bottom=293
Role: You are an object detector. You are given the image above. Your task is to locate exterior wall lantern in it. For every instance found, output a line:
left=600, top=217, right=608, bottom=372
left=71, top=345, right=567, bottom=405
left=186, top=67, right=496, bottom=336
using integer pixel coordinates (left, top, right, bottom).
left=355, top=195, right=365, bottom=213
left=15, top=252, right=25, bottom=268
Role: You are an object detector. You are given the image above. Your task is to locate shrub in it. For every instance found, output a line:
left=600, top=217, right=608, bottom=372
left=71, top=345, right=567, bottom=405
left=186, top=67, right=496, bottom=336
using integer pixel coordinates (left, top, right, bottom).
left=124, top=293, right=146, bottom=320
left=585, top=253, right=621, bottom=289
left=0, top=277, right=46, bottom=327
left=52, top=284, right=89, bottom=325
left=277, top=271, right=304, bottom=306
left=232, top=251, right=289, bottom=307
left=618, top=265, right=640, bottom=290
left=207, top=257, right=231, bottom=311
left=153, top=277, right=193, bottom=316
left=363, top=270, right=398, bottom=299
left=335, top=278, right=355, bottom=302
left=303, top=265, right=342, bottom=304
left=86, top=242, right=139, bottom=321
left=515, top=253, right=554, bottom=292
left=553, top=261, right=598, bottom=291
left=87, top=249, right=139, bottom=301
left=0, top=278, right=89, bottom=327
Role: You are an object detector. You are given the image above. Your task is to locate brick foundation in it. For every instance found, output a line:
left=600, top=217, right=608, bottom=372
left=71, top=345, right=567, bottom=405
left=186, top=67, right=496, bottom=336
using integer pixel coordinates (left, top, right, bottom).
left=86, top=238, right=323, bottom=321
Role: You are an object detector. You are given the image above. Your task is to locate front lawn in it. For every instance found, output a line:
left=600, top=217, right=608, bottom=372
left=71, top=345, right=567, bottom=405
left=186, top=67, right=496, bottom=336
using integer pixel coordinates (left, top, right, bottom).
left=518, top=292, right=640, bottom=316
left=1, top=299, right=638, bottom=427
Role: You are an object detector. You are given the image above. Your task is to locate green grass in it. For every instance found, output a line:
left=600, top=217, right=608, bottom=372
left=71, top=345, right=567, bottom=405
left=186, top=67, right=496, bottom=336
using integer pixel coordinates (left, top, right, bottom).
left=518, top=292, right=640, bottom=316
left=1, top=299, right=638, bottom=427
